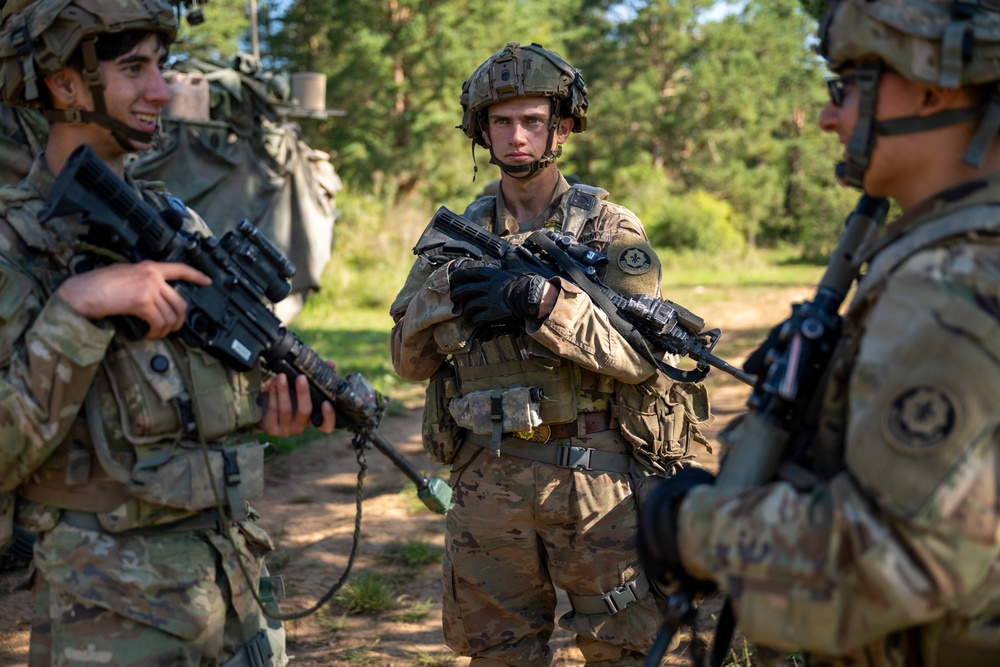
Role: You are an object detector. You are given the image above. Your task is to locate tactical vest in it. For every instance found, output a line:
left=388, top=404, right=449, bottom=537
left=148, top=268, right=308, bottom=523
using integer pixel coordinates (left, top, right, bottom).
left=433, top=185, right=708, bottom=469
left=1, top=177, right=264, bottom=534
left=447, top=185, right=616, bottom=424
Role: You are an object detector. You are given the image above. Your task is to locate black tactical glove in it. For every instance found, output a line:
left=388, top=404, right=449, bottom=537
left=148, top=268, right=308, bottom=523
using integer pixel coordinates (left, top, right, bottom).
left=638, top=467, right=717, bottom=592
left=450, top=265, right=546, bottom=325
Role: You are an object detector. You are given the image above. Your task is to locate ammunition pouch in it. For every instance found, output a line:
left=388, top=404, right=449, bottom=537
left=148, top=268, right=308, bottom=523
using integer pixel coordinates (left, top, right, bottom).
left=454, top=332, right=579, bottom=426
left=615, top=375, right=711, bottom=472
left=421, top=361, right=464, bottom=465
left=448, top=387, right=542, bottom=435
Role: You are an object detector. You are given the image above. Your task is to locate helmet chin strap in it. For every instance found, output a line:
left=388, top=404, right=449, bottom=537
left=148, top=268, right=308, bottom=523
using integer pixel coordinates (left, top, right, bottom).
left=837, top=61, right=883, bottom=189
left=43, top=37, right=156, bottom=152
left=837, top=60, right=1000, bottom=187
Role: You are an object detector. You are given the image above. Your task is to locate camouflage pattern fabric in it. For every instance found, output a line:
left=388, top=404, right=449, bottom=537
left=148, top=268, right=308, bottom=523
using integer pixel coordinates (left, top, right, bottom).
left=444, top=433, right=658, bottom=667
left=0, top=103, right=44, bottom=186
left=0, top=155, right=284, bottom=666
left=29, top=521, right=286, bottom=667
left=391, top=174, right=680, bottom=665
left=677, top=175, right=1000, bottom=665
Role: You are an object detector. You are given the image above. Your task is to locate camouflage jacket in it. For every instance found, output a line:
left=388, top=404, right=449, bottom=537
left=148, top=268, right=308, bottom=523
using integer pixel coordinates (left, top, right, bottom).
left=390, top=174, right=662, bottom=386
left=679, top=176, right=1000, bottom=665
left=390, top=175, right=710, bottom=470
left=0, top=154, right=265, bottom=533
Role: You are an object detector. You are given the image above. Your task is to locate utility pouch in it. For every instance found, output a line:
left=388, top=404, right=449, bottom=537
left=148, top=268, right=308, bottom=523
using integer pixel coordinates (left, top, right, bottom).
left=448, top=387, right=543, bottom=435
left=127, top=442, right=265, bottom=512
left=421, top=362, right=464, bottom=464
left=616, top=375, right=711, bottom=470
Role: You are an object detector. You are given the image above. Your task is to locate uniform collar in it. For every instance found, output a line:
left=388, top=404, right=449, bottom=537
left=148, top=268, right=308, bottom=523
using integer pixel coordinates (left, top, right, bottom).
left=861, top=173, right=1000, bottom=262
left=495, top=173, right=571, bottom=236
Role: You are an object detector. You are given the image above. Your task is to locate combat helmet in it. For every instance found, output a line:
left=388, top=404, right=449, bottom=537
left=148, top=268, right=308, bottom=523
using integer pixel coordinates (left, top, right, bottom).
left=0, top=0, right=177, bottom=149
left=817, top=0, right=1000, bottom=188
left=460, top=42, right=588, bottom=178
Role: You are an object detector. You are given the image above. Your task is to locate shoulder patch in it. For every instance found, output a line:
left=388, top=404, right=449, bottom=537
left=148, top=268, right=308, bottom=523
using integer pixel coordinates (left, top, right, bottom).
left=618, top=246, right=653, bottom=275
left=883, top=385, right=958, bottom=454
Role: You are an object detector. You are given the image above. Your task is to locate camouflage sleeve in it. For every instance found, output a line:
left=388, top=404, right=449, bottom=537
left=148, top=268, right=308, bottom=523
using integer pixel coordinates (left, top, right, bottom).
left=389, top=255, right=455, bottom=382
left=676, top=251, right=1000, bottom=654
left=527, top=203, right=660, bottom=383
left=0, top=269, right=114, bottom=492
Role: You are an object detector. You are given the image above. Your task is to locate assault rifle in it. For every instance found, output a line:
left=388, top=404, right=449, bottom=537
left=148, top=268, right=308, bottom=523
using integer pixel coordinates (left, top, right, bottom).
left=42, top=144, right=452, bottom=515
left=641, top=194, right=891, bottom=667
left=422, top=206, right=754, bottom=386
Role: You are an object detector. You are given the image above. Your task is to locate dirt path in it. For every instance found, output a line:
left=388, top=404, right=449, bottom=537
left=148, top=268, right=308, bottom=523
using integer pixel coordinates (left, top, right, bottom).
left=0, top=285, right=810, bottom=667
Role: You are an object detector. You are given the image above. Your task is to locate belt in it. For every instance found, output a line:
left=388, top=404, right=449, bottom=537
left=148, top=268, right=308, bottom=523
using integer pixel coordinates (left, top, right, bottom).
left=569, top=571, right=652, bottom=615
left=60, top=509, right=225, bottom=536
left=546, top=410, right=613, bottom=440
left=464, top=433, right=632, bottom=474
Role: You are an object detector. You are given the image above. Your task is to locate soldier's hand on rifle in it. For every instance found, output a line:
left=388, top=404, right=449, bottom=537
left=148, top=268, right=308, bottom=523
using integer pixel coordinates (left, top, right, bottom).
left=743, top=320, right=787, bottom=388
left=56, top=260, right=211, bottom=340
left=260, top=370, right=336, bottom=437
left=638, top=466, right=717, bottom=593
left=450, top=264, right=549, bottom=324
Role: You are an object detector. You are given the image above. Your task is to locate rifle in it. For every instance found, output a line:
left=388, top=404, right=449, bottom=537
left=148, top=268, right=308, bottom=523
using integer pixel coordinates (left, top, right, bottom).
left=641, top=194, right=891, bottom=667
left=42, top=144, right=452, bottom=515
left=423, top=206, right=754, bottom=387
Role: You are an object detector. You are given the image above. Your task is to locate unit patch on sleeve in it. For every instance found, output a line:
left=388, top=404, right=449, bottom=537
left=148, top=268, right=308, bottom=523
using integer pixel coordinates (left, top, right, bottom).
left=618, top=247, right=652, bottom=275
left=884, top=385, right=957, bottom=453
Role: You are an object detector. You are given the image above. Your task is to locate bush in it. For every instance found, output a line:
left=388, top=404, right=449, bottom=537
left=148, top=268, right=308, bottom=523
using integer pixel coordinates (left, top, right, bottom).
left=647, top=189, right=747, bottom=253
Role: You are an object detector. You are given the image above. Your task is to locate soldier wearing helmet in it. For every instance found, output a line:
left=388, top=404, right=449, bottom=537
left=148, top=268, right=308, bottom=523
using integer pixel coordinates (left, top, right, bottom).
left=391, top=42, right=710, bottom=666
left=0, top=0, right=335, bottom=664
left=639, top=2, right=1000, bottom=665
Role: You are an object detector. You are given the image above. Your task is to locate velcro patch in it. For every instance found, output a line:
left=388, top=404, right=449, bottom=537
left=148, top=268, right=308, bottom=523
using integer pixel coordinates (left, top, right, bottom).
left=618, top=246, right=652, bottom=275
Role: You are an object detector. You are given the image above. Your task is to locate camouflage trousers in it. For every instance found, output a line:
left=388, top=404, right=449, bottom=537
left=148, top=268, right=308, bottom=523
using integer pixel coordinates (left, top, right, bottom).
left=28, top=520, right=287, bottom=667
left=443, top=430, right=661, bottom=667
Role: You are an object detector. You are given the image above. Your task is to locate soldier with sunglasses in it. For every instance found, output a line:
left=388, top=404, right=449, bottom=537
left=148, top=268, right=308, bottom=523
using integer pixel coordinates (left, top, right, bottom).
left=639, top=1, right=1000, bottom=665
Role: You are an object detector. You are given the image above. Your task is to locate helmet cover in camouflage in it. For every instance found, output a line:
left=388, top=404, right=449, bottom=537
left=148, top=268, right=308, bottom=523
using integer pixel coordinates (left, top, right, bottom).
left=819, top=0, right=1000, bottom=88
left=0, top=0, right=177, bottom=108
left=459, top=41, right=588, bottom=148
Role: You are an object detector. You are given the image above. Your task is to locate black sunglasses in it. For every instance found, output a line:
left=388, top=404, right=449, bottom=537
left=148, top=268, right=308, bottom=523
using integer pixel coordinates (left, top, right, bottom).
left=825, top=73, right=857, bottom=107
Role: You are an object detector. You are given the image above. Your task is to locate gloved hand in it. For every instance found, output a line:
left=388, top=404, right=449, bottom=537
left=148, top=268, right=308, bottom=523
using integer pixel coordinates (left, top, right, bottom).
left=743, top=320, right=785, bottom=379
left=637, top=466, right=716, bottom=592
left=450, top=265, right=546, bottom=325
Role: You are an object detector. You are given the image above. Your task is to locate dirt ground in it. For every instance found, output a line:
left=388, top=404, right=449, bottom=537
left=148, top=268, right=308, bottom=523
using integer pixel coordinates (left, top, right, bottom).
left=0, top=285, right=812, bottom=667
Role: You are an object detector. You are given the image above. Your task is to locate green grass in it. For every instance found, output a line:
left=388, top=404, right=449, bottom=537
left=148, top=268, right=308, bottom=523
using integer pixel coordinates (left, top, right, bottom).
left=397, top=598, right=435, bottom=623
left=376, top=539, right=443, bottom=572
left=334, top=571, right=397, bottom=615
left=412, top=650, right=457, bottom=666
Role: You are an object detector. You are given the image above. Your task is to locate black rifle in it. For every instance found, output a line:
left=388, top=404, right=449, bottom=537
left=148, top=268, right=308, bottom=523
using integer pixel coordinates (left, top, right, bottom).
left=42, top=144, right=451, bottom=515
left=641, top=194, right=891, bottom=667
left=423, top=206, right=754, bottom=386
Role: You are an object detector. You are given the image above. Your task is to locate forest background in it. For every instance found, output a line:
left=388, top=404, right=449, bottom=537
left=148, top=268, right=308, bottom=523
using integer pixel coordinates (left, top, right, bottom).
left=169, top=0, right=858, bottom=402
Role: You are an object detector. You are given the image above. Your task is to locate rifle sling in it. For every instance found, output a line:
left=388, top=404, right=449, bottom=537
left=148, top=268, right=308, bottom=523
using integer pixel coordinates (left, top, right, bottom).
left=526, top=232, right=708, bottom=384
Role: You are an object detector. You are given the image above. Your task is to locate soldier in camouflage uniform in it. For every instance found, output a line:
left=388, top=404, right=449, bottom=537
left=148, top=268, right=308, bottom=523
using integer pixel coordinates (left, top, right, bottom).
left=639, top=1, right=1000, bottom=665
left=391, top=42, right=710, bottom=667
left=0, top=0, right=335, bottom=664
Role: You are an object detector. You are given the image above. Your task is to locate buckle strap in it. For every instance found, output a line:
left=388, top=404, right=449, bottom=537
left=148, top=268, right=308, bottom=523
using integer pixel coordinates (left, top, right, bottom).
left=568, top=571, right=651, bottom=616
left=463, top=434, right=632, bottom=473
left=220, top=629, right=274, bottom=667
